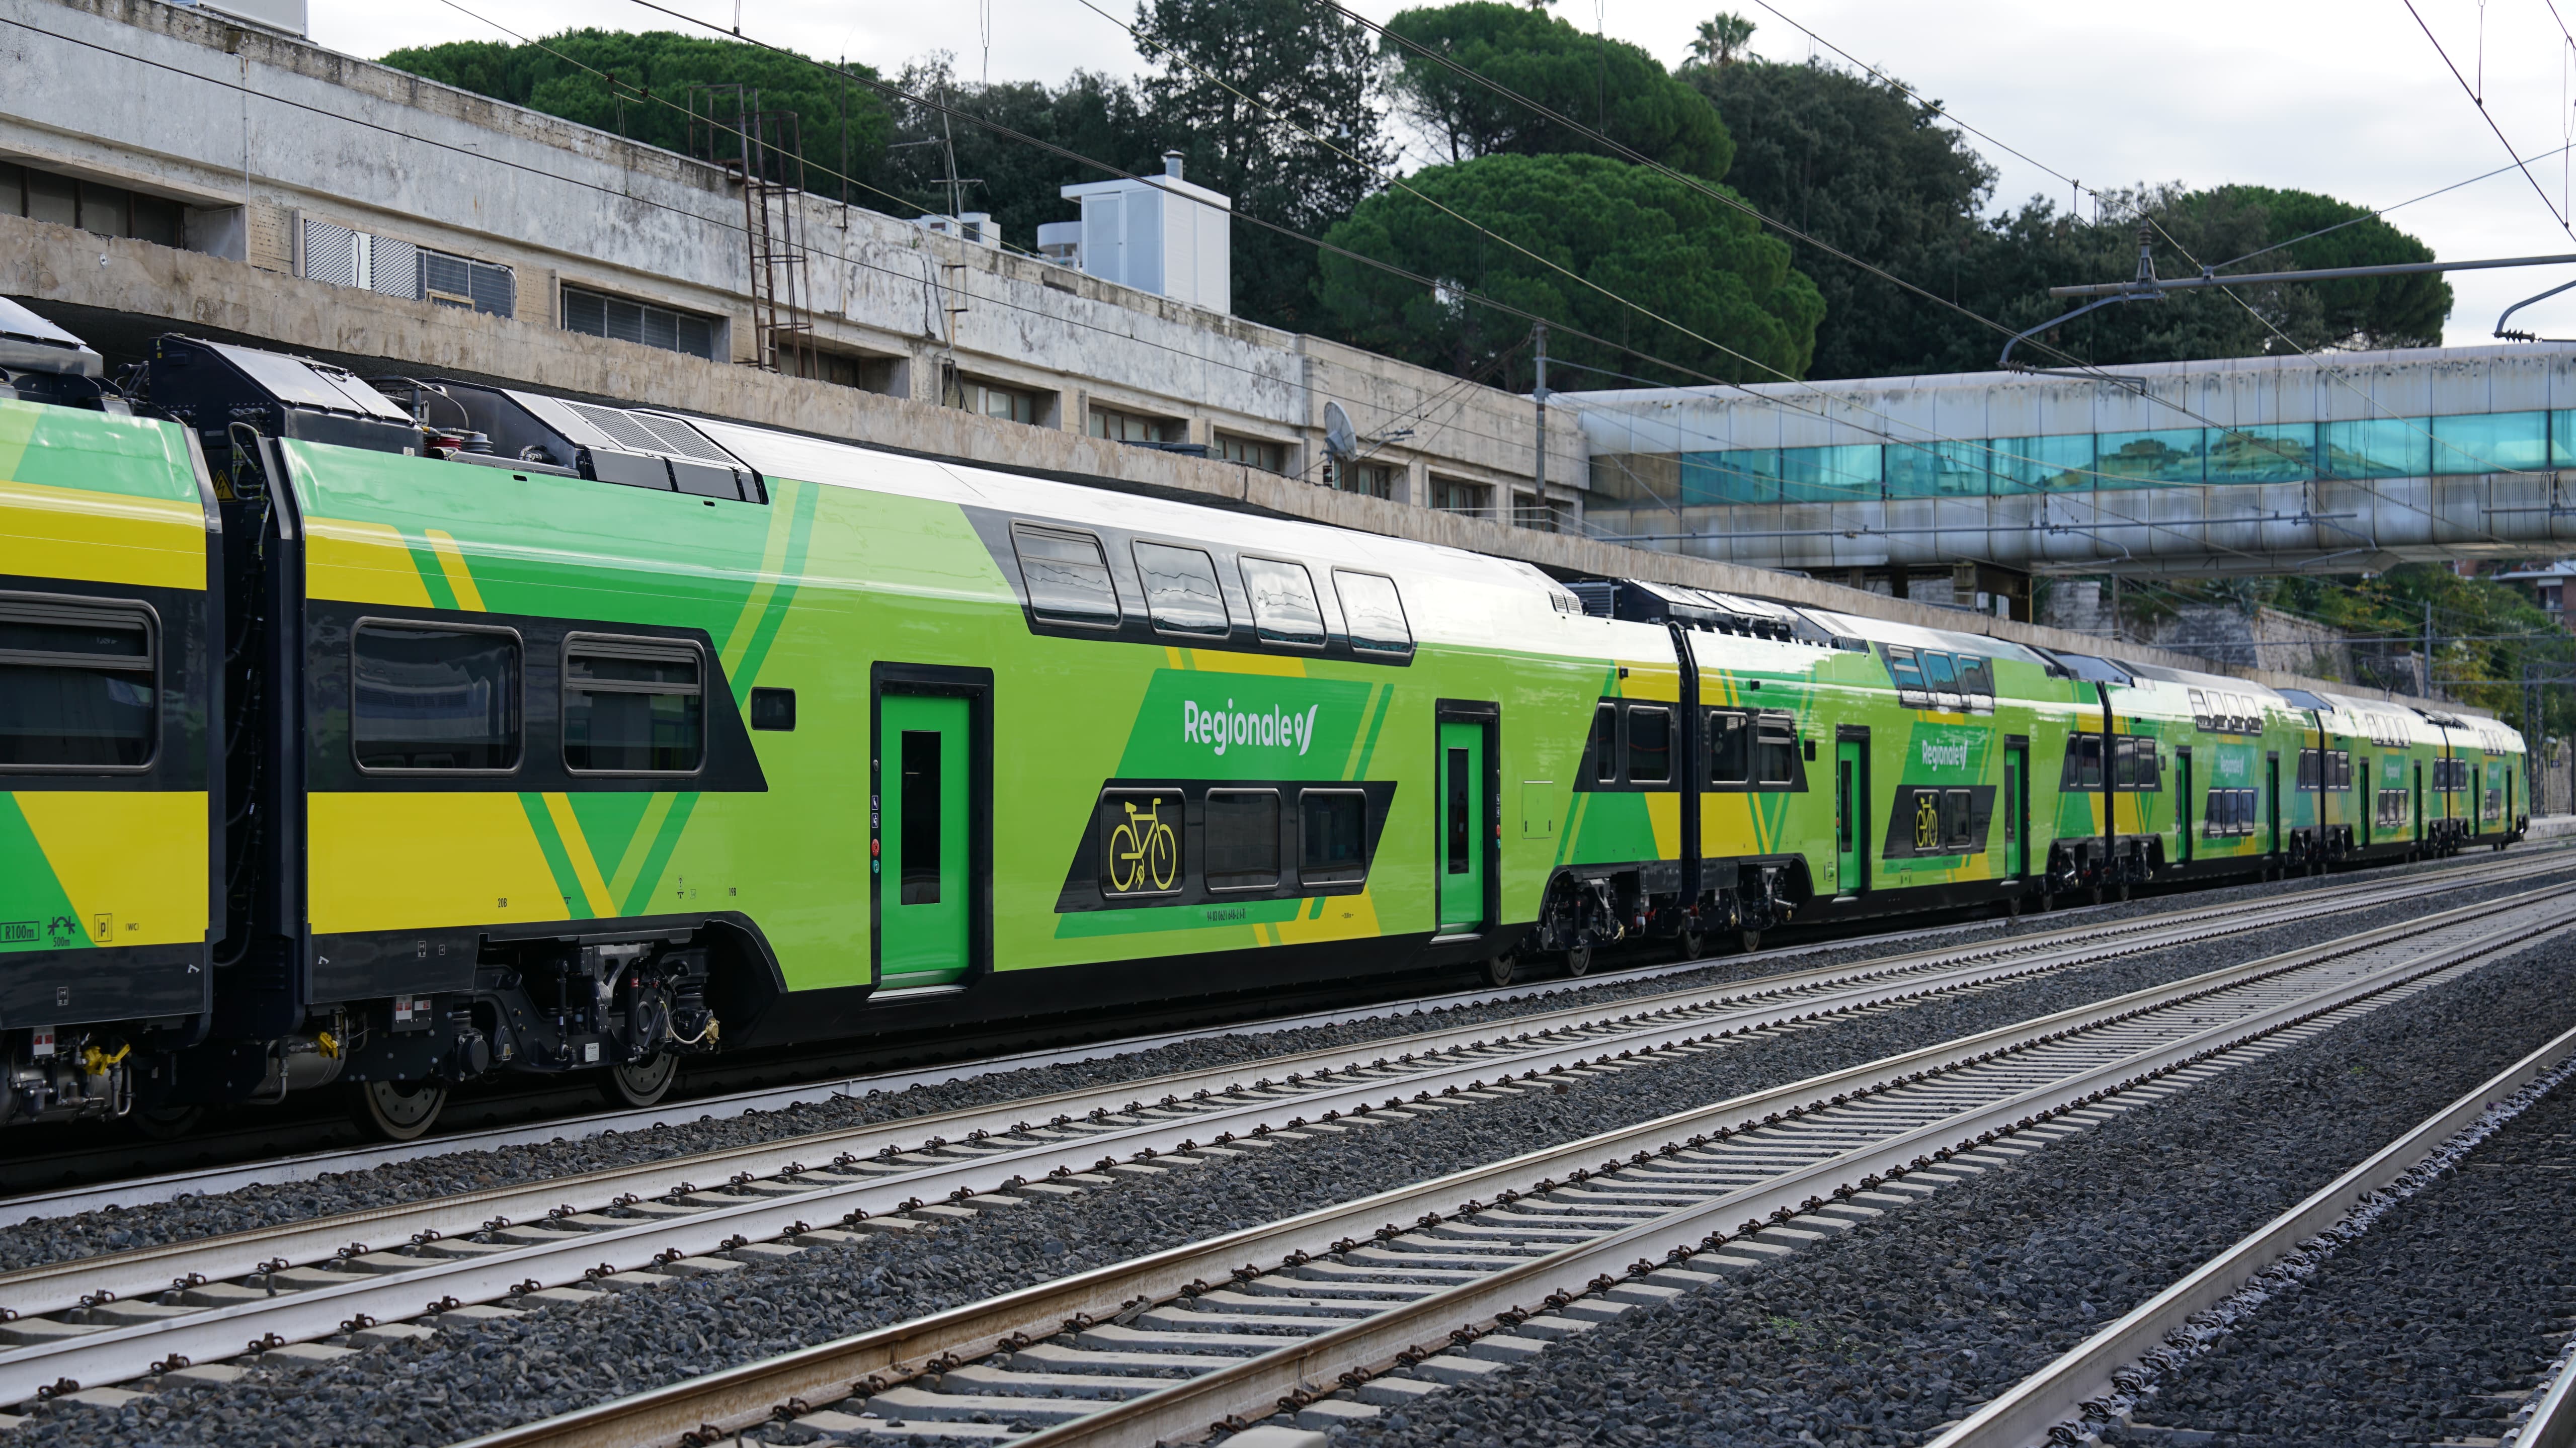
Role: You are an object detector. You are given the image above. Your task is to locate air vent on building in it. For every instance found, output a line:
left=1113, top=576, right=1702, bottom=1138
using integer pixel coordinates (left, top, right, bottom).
left=297, top=215, right=513, bottom=318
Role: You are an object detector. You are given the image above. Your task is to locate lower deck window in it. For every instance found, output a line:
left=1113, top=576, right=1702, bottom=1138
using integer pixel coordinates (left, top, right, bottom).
left=1755, top=713, right=1797, bottom=785
left=1204, top=790, right=1280, bottom=890
left=353, top=623, right=520, bottom=772
left=0, top=597, right=156, bottom=769
left=1299, top=790, right=1367, bottom=887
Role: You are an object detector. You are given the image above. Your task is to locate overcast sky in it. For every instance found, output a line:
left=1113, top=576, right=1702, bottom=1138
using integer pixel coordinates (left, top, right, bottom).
left=319, top=0, right=2576, bottom=348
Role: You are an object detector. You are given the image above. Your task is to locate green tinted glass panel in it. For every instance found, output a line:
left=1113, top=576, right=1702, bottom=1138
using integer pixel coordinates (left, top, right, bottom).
left=1886, top=440, right=1990, bottom=497
left=2431, top=410, right=2548, bottom=474
left=1679, top=449, right=1779, bottom=505
left=2205, top=423, right=2314, bottom=483
left=1992, top=434, right=2094, bottom=493
left=2321, top=418, right=2431, bottom=478
left=1779, top=444, right=1882, bottom=502
left=2095, top=428, right=2204, bottom=486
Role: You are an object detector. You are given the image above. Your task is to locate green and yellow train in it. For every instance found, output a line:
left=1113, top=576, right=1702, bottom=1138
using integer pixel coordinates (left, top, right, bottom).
left=0, top=314, right=2530, bottom=1138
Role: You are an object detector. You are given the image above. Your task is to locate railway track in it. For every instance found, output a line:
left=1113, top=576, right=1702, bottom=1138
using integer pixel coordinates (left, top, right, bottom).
left=4, top=871, right=2567, bottom=1431
left=1935, top=1017, right=2576, bottom=1448
left=11, top=846, right=2543, bottom=1214
left=6, top=847, right=2552, bottom=1237
left=412, top=881, right=2576, bottom=1448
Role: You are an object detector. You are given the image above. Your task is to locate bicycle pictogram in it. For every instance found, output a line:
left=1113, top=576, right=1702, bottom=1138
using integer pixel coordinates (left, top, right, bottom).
left=1108, top=797, right=1179, bottom=893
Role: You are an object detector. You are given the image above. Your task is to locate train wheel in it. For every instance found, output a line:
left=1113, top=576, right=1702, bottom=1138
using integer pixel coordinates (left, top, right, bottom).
left=131, top=1106, right=204, bottom=1141
left=353, top=1080, right=447, bottom=1142
left=1563, top=945, right=1593, bottom=977
left=1675, top=928, right=1706, bottom=963
left=1738, top=929, right=1763, bottom=954
left=604, top=1052, right=679, bottom=1109
left=1484, top=952, right=1518, bottom=988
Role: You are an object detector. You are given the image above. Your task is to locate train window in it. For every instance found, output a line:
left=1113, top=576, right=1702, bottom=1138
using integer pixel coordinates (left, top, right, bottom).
left=2296, top=749, right=2318, bottom=790
left=904, top=733, right=947, bottom=904
left=2330, top=750, right=2352, bottom=791
left=1942, top=789, right=1975, bottom=849
left=750, top=687, right=796, bottom=731
left=1755, top=712, right=1798, bottom=785
left=1957, top=655, right=1994, bottom=707
left=2189, top=689, right=2210, bottom=729
left=352, top=622, right=521, bottom=772
left=1591, top=705, right=1619, bottom=785
left=2114, top=736, right=2160, bottom=791
left=1241, top=557, right=1326, bottom=648
left=2068, top=735, right=2103, bottom=789
left=1097, top=788, right=1185, bottom=897
left=1134, top=542, right=1230, bottom=637
left=1333, top=570, right=1413, bottom=657
left=1886, top=647, right=1930, bottom=708
left=562, top=636, right=703, bottom=773
left=1446, top=749, right=1472, bottom=874
left=1707, top=710, right=1749, bottom=785
left=0, top=596, right=156, bottom=770
left=1298, top=789, right=1369, bottom=886
left=1204, top=790, right=1281, bottom=891
left=1013, top=525, right=1121, bottom=628
left=1627, top=706, right=1672, bottom=784
left=1920, top=651, right=1964, bottom=711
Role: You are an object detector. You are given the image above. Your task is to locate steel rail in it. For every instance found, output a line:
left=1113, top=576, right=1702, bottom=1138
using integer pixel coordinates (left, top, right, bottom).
left=1930, top=1018, right=2576, bottom=1448
left=1001, top=905, right=2576, bottom=1448
left=9, top=856, right=2515, bottom=1320
left=7, top=850, right=2542, bottom=1228
left=2527, top=1346, right=2576, bottom=1448
left=440, top=889, right=2576, bottom=1448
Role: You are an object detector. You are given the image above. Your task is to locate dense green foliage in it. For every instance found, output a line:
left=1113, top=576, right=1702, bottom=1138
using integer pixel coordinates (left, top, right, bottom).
left=2273, top=567, right=2573, bottom=736
left=1684, top=54, right=1993, bottom=379
left=1691, top=57, right=2453, bottom=379
left=1315, top=151, right=1821, bottom=388
left=1381, top=3, right=1732, bottom=180
left=382, top=31, right=893, bottom=205
left=1134, top=0, right=1390, bottom=332
left=879, top=61, right=1170, bottom=251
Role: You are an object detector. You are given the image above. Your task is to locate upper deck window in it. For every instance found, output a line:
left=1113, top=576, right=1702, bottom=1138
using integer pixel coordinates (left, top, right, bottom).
left=1134, top=542, right=1230, bottom=638
left=1333, top=570, right=1412, bottom=657
left=1014, top=525, right=1122, bottom=628
left=1241, top=558, right=1326, bottom=648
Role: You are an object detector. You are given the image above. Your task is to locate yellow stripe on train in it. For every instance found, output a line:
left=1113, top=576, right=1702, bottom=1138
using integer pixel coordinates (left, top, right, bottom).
left=307, top=794, right=564, bottom=934
left=0, top=481, right=204, bottom=591
left=11, top=792, right=208, bottom=945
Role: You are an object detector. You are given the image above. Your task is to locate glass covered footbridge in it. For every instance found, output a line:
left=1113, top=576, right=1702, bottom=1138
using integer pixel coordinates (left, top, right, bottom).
left=1562, top=342, right=2576, bottom=582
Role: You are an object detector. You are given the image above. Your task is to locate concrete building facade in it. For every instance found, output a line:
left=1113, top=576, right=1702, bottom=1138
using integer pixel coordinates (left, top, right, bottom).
left=0, top=0, right=1585, bottom=523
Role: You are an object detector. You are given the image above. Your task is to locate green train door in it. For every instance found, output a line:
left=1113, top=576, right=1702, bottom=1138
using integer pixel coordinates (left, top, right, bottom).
left=880, top=694, right=971, bottom=988
left=2412, top=761, right=2424, bottom=849
left=1437, top=720, right=1486, bottom=933
left=2174, top=749, right=2193, bottom=865
left=2003, top=739, right=2028, bottom=881
left=1834, top=738, right=1864, bottom=895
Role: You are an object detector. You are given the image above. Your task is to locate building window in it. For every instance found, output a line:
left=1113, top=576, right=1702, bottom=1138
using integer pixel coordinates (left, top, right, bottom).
left=952, top=376, right=1041, bottom=424
left=0, top=162, right=183, bottom=247
left=1512, top=492, right=1563, bottom=532
left=1217, top=434, right=1291, bottom=474
left=786, top=348, right=901, bottom=395
left=302, top=217, right=513, bottom=317
left=1090, top=405, right=1185, bottom=444
left=1331, top=460, right=1395, bottom=498
left=563, top=286, right=718, bottom=361
left=1430, top=476, right=1490, bottom=514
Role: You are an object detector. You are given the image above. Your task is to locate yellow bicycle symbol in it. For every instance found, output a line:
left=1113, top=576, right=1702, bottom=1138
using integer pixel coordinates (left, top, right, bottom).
left=1109, top=797, right=1179, bottom=893
left=1913, top=792, right=1940, bottom=850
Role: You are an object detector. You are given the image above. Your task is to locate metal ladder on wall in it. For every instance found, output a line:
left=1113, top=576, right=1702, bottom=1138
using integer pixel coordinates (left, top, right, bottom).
left=687, top=83, right=816, bottom=378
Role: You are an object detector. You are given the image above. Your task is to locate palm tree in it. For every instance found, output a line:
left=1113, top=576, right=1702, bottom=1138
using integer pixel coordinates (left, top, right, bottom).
left=1689, top=12, right=1755, bottom=66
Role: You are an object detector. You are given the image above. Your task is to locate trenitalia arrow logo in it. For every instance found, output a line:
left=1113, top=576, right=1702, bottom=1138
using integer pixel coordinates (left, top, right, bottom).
left=1184, top=699, right=1320, bottom=757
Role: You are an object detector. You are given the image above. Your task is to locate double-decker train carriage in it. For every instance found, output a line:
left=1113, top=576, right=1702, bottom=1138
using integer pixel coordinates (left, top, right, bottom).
left=0, top=304, right=2530, bottom=1139
left=0, top=307, right=219, bottom=1127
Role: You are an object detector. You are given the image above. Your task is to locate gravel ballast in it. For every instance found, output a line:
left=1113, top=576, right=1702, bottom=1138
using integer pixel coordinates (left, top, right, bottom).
left=7, top=891, right=2569, bottom=1445
left=6, top=859, right=2564, bottom=1280
left=1307, top=934, right=2576, bottom=1448
left=2091, top=1048, right=2576, bottom=1447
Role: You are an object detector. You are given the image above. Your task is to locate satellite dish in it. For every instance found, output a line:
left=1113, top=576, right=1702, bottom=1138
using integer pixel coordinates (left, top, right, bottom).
left=1323, top=400, right=1360, bottom=461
